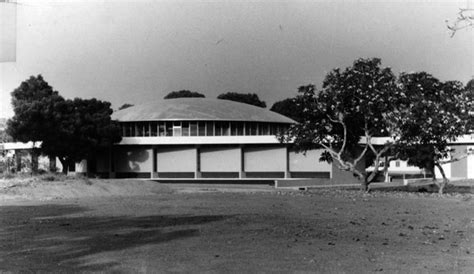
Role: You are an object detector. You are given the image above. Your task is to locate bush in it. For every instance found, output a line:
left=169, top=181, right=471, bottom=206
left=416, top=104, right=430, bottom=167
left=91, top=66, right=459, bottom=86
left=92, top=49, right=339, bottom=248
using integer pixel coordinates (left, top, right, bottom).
left=1, top=173, right=15, bottom=180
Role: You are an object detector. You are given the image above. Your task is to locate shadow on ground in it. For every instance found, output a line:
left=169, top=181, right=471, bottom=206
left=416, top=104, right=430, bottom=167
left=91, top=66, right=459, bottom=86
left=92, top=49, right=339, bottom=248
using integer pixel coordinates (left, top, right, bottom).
left=370, top=183, right=474, bottom=194
left=0, top=204, right=228, bottom=272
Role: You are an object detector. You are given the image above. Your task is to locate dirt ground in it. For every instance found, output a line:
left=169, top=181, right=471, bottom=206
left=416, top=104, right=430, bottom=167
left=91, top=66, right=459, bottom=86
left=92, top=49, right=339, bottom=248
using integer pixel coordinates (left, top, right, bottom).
left=0, top=178, right=473, bottom=273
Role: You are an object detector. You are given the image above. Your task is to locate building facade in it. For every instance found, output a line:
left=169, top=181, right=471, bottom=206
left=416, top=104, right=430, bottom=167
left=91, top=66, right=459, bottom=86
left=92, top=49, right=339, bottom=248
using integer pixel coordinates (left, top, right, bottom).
left=92, top=98, right=339, bottom=181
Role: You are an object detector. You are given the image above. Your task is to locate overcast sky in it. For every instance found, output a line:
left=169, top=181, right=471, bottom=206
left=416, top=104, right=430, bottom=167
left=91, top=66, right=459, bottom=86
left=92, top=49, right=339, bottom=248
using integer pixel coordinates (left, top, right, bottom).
left=0, top=0, right=472, bottom=118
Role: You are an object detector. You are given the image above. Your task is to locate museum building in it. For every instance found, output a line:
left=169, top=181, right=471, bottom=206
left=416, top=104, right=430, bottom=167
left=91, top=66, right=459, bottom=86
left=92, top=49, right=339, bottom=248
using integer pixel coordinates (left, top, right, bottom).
left=93, top=98, right=340, bottom=180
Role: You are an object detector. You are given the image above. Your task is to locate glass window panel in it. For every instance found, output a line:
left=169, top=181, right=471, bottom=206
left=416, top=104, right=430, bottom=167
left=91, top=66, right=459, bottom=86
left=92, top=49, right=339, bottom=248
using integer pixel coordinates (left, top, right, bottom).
left=121, top=124, right=126, bottom=137
left=270, top=123, right=276, bottom=135
left=144, top=122, right=150, bottom=136
left=190, top=122, right=198, bottom=136
left=159, top=122, right=165, bottom=136
left=198, top=122, right=206, bottom=136
left=259, top=123, right=269, bottom=135
left=182, top=121, right=189, bottom=136
left=150, top=122, right=157, bottom=136
left=215, top=122, right=222, bottom=136
left=237, top=122, right=244, bottom=135
left=231, top=122, right=238, bottom=136
left=173, top=122, right=182, bottom=136
left=248, top=122, right=257, bottom=135
left=206, top=122, right=214, bottom=136
left=136, top=123, right=142, bottom=137
left=131, top=123, right=136, bottom=136
left=166, top=122, right=173, bottom=136
left=222, top=122, right=230, bottom=136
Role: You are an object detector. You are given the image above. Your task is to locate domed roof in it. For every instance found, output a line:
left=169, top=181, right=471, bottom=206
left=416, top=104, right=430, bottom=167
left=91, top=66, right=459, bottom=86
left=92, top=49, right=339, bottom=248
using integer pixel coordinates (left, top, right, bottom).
left=112, top=98, right=295, bottom=123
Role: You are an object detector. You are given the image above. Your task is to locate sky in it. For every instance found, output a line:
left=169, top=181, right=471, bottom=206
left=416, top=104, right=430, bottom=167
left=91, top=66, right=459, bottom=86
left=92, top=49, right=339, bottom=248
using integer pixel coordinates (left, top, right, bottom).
left=0, top=0, right=473, bottom=118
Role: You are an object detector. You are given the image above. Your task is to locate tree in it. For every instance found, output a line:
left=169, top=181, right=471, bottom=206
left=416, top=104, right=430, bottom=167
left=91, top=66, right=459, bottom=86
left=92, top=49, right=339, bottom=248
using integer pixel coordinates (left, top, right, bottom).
left=217, top=92, right=266, bottom=108
left=164, top=90, right=205, bottom=99
left=395, top=72, right=471, bottom=193
left=7, top=75, right=122, bottom=174
left=118, top=103, right=134, bottom=110
left=281, top=58, right=403, bottom=191
left=466, top=79, right=474, bottom=132
left=270, top=97, right=304, bottom=122
left=7, top=75, right=65, bottom=172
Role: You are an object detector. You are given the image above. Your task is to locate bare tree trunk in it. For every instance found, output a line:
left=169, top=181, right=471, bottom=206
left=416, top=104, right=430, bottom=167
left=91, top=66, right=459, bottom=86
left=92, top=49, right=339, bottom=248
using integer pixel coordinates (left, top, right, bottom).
left=30, top=149, right=39, bottom=175
left=58, top=158, right=69, bottom=175
left=352, top=169, right=369, bottom=192
left=48, top=156, right=56, bottom=172
left=15, top=150, right=22, bottom=173
left=435, top=163, right=449, bottom=194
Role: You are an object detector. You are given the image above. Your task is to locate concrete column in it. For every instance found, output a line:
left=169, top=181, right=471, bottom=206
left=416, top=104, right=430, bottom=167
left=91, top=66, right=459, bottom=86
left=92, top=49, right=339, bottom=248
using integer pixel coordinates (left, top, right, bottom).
left=195, top=146, right=201, bottom=179
left=108, top=146, right=115, bottom=179
left=284, top=146, right=291, bottom=178
left=151, top=146, right=158, bottom=179
left=239, top=145, right=246, bottom=179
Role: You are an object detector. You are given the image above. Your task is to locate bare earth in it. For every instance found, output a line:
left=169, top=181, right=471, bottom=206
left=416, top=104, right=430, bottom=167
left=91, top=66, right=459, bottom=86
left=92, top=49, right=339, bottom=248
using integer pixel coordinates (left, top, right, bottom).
left=0, top=178, right=473, bottom=273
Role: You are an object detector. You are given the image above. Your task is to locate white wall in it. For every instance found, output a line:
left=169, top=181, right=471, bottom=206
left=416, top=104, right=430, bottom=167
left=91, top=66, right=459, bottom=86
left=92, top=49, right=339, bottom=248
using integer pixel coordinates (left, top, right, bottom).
left=468, top=146, right=474, bottom=179
left=244, top=146, right=286, bottom=172
left=200, top=147, right=240, bottom=172
left=157, top=147, right=196, bottom=172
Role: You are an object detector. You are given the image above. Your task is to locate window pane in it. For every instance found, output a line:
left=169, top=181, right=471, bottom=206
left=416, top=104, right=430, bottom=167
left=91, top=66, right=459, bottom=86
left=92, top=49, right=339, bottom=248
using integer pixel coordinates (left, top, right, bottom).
left=159, top=122, right=165, bottom=136
left=150, top=122, right=157, bottom=136
left=130, top=123, right=136, bottom=137
left=166, top=122, right=173, bottom=136
left=237, top=122, right=244, bottom=135
left=190, top=122, right=198, bottom=136
left=206, top=122, right=214, bottom=136
left=231, top=122, right=238, bottom=136
left=121, top=124, right=127, bottom=137
left=215, top=122, right=222, bottom=136
left=222, top=122, right=230, bottom=136
left=270, top=123, right=276, bottom=135
left=259, top=123, right=269, bottom=135
left=144, top=122, right=150, bottom=136
left=198, top=122, right=206, bottom=136
left=182, top=121, right=189, bottom=136
left=249, top=122, right=257, bottom=135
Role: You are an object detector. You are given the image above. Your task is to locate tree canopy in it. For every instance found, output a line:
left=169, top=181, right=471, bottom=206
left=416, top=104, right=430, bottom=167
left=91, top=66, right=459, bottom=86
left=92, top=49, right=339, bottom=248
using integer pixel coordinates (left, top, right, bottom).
left=7, top=75, right=122, bottom=173
left=270, top=97, right=304, bottom=122
left=466, top=78, right=474, bottom=132
left=282, top=58, right=403, bottom=191
left=217, top=92, right=266, bottom=108
left=164, top=90, right=205, bottom=99
left=395, top=72, right=470, bottom=193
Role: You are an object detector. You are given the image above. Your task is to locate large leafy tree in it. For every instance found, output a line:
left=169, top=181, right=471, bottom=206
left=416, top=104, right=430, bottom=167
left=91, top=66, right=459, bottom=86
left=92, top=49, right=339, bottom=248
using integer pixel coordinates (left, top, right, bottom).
left=282, top=58, right=403, bottom=191
left=217, top=92, right=266, bottom=108
left=466, top=78, right=474, bottom=132
left=7, top=75, right=65, bottom=145
left=42, top=98, right=122, bottom=173
left=270, top=97, right=304, bottom=122
left=7, top=75, right=122, bottom=173
left=164, top=90, right=205, bottom=99
left=395, top=72, right=470, bottom=193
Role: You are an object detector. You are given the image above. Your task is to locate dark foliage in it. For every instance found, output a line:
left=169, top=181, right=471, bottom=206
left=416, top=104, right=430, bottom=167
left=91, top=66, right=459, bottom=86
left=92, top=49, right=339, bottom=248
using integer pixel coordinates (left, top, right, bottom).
left=7, top=75, right=122, bottom=173
left=164, top=90, right=205, bottom=99
left=217, top=92, right=266, bottom=108
left=270, top=97, right=304, bottom=122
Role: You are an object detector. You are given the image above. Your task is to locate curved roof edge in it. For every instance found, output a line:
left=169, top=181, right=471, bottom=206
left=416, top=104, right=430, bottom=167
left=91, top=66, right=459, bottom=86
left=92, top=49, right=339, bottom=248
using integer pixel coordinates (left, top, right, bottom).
left=112, top=98, right=295, bottom=124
